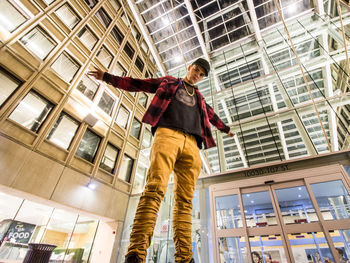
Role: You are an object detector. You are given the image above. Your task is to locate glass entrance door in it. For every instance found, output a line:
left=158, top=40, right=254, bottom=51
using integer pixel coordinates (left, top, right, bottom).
left=210, top=165, right=350, bottom=263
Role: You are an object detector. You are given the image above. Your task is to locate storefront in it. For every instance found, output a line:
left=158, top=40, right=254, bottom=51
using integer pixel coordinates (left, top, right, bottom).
left=210, top=164, right=350, bottom=263
left=0, top=187, right=117, bottom=263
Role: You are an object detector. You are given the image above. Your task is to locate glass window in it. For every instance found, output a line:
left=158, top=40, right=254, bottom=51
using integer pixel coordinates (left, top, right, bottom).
left=118, top=155, right=134, bottom=182
left=0, top=68, right=22, bottom=107
left=141, top=129, right=152, bottom=148
left=97, top=90, right=115, bottom=115
left=131, top=26, right=141, bottom=41
left=9, top=91, right=54, bottom=133
left=215, top=195, right=242, bottom=229
left=130, top=118, right=141, bottom=139
left=123, top=42, right=135, bottom=59
left=0, top=1, right=27, bottom=32
left=96, top=46, right=113, bottom=69
left=310, top=180, right=350, bottom=220
left=329, top=228, right=350, bottom=262
left=41, top=209, right=78, bottom=250
left=141, top=41, right=148, bottom=54
left=100, top=143, right=119, bottom=173
left=250, top=235, right=288, bottom=263
left=77, top=74, right=99, bottom=100
left=288, top=231, right=334, bottom=263
left=138, top=92, right=147, bottom=108
left=47, top=112, right=79, bottom=149
left=219, top=237, right=247, bottom=263
left=121, top=13, right=129, bottom=25
left=115, top=105, right=130, bottom=129
left=20, top=26, right=56, bottom=60
left=96, top=8, right=111, bottom=28
left=43, top=0, right=55, bottom=5
left=51, top=215, right=98, bottom=262
left=111, top=26, right=124, bottom=45
left=242, top=191, right=277, bottom=227
left=131, top=164, right=147, bottom=194
left=113, top=62, right=127, bottom=77
left=135, top=56, right=144, bottom=72
left=109, top=0, right=121, bottom=11
left=77, top=26, right=98, bottom=50
left=55, top=3, right=80, bottom=30
left=84, top=0, right=97, bottom=8
left=76, top=129, right=101, bottom=163
left=51, top=52, right=80, bottom=83
left=275, top=186, right=319, bottom=224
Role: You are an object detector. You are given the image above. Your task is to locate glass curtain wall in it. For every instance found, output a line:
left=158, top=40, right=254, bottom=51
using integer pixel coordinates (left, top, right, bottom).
left=0, top=191, right=99, bottom=263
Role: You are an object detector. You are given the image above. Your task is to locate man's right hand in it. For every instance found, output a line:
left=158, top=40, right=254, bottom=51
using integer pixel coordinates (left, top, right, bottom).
left=87, top=67, right=104, bottom=81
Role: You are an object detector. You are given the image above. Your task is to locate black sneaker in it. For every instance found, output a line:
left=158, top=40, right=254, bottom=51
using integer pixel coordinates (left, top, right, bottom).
left=124, top=253, right=141, bottom=263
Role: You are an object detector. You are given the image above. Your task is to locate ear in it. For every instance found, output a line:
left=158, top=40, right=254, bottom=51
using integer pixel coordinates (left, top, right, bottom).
left=187, top=64, right=193, bottom=71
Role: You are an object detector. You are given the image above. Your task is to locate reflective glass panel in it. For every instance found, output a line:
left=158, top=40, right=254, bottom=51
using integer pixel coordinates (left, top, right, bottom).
left=0, top=1, right=27, bottom=32
left=249, top=235, right=288, bottom=263
left=100, top=143, right=119, bottom=174
left=9, top=91, right=54, bottom=133
left=329, top=229, right=350, bottom=263
left=288, top=232, right=334, bottom=263
left=310, top=180, right=350, bottom=220
left=218, top=237, right=247, bottom=263
left=118, top=155, right=134, bottom=182
left=76, top=129, right=101, bottom=163
left=77, top=27, right=98, bottom=50
left=130, top=118, right=141, bottom=139
left=242, top=191, right=277, bottom=227
left=55, top=4, right=80, bottom=30
left=0, top=69, right=21, bottom=107
left=215, top=195, right=242, bottom=229
left=77, top=75, right=99, bottom=100
left=98, top=90, right=115, bottom=115
left=275, top=186, right=319, bottom=224
left=47, top=112, right=79, bottom=149
left=51, top=52, right=80, bottom=83
left=115, top=105, right=129, bottom=129
left=20, top=26, right=56, bottom=60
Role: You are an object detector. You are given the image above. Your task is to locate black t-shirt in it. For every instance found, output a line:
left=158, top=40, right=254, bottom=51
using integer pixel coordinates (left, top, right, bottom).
left=152, top=81, right=203, bottom=148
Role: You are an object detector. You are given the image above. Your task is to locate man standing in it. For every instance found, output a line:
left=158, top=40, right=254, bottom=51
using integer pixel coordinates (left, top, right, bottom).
left=89, top=58, right=234, bottom=263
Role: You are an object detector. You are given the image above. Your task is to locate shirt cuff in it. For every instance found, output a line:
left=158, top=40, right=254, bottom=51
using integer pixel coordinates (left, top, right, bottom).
left=103, top=72, right=111, bottom=83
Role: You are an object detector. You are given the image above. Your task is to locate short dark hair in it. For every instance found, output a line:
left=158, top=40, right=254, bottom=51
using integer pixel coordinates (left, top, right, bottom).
left=336, top=248, right=344, bottom=256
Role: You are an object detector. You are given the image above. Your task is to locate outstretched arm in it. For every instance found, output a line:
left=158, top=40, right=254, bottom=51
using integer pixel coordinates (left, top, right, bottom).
left=88, top=67, right=165, bottom=94
left=205, top=102, right=234, bottom=137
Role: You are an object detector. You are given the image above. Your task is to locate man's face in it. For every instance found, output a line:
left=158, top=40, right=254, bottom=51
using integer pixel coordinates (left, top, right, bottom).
left=185, top=64, right=206, bottom=84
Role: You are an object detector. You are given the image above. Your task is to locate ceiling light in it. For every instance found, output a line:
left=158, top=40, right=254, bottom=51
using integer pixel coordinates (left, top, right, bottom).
left=161, top=17, right=170, bottom=27
left=287, top=4, right=297, bottom=14
left=174, top=56, right=182, bottom=63
left=87, top=182, right=97, bottom=190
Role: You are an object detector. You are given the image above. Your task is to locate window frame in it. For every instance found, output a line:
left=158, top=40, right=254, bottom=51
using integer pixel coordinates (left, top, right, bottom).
left=0, top=67, right=22, bottom=109
left=130, top=117, right=142, bottom=139
left=0, top=0, right=29, bottom=33
left=97, top=88, right=116, bottom=116
left=99, top=142, right=119, bottom=174
left=55, top=3, right=81, bottom=30
left=77, top=26, right=98, bottom=51
left=47, top=111, right=80, bottom=150
left=8, top=89, right=54, bottom=133
left=20, top=25, right=57, bottom=60
left=75, top=128, right=102, bottom=163
left=51, top=51, right=81, bottom=83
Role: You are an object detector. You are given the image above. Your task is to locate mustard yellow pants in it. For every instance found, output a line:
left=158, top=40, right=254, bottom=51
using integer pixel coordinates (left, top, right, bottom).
left=126, top=127, right=202, bottom=263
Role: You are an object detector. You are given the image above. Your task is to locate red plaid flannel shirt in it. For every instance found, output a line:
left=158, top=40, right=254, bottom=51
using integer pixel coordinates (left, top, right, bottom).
left=103, top=73, right=230, bottom=149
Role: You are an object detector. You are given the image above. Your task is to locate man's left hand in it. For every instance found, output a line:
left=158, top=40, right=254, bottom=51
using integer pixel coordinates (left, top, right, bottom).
left=227, top=132, right=235, bottom=137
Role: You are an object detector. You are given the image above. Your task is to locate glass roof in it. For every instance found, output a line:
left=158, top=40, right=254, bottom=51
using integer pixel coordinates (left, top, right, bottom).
left=131, top=0, right=350, bottom=175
